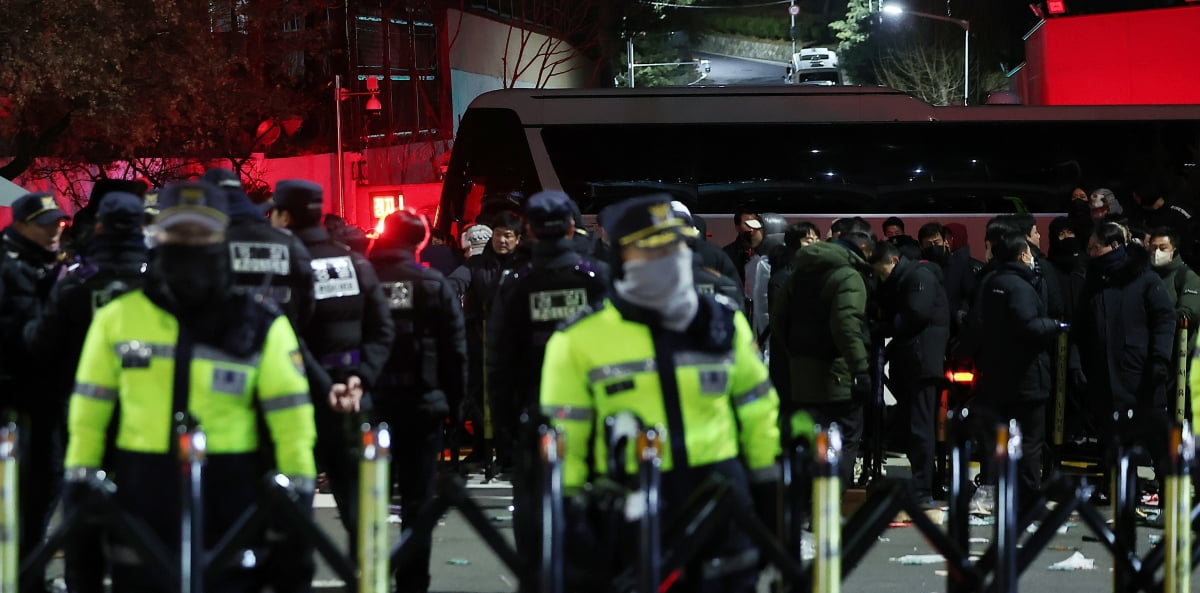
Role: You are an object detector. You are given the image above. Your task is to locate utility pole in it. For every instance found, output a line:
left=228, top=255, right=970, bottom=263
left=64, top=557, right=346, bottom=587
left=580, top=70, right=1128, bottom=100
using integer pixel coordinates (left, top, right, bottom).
left=627, top=36, right=636, bottom=88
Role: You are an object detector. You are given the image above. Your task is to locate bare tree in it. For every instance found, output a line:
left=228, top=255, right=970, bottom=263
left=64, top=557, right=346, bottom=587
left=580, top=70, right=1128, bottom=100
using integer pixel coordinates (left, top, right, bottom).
left=500, top=0, right=606, bottom=89
left=875, top=41, right=964, bottom=106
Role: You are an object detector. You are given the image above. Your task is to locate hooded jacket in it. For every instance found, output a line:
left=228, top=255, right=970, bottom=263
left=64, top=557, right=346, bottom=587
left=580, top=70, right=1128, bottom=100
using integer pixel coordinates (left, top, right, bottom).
left=1073, top=246, right=1176, bottom=411
left=771, top=240, right=872, bottom=404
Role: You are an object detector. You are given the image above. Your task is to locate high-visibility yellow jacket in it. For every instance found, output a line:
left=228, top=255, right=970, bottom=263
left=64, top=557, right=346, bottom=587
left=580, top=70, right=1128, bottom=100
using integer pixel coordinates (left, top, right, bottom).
left=65, top=290, right=317, bottom=477
left=540, top=298, right=781, bottom=491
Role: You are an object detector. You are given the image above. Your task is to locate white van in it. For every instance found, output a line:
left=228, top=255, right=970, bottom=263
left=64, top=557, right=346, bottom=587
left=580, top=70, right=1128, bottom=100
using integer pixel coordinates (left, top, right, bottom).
left=789, top=47, right=841, bottom=85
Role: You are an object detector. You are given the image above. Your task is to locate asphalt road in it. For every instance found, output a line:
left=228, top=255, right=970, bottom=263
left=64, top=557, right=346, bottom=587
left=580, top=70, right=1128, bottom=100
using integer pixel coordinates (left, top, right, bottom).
left=693, top=52, right=790, bottom=86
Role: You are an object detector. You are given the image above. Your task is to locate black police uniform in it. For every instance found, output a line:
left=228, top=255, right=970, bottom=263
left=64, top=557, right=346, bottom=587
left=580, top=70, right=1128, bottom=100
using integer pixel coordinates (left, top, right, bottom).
left=368, top=211, right=467, bottom=593
left=0, top=193, right=68, bottom=584
left=22, top=192, right=147, bottom=593
left=487, top=192, right=610, bottom=559
left=273, top=180, right=395, bottom=545
left=204, top=169, right=316, bottom=330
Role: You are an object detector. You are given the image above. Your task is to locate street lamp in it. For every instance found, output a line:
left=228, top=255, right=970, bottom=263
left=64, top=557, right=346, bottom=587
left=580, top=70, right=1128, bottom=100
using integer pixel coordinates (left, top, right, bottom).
left=881, top=4, right=971, bottom=105
left=334, top=74, right=382, bottom=218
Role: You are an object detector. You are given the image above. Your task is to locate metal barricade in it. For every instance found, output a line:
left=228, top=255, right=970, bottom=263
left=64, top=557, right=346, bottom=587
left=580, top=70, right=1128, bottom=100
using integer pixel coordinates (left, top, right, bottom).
left=177, top=419, right=206, bottom=593
left=1177, top=317, right=1190, bottom=424
left=812, top=424, right=842, bottom=593
left=1164, top=421, right=1193, bottom=593
left=0, top=424, right=17, bottom=593
left=358, top=423, right=391, bottom=593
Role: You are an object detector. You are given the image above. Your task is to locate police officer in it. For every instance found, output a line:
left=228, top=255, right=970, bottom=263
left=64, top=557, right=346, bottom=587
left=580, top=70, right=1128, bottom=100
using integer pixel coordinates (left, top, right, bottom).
left=23, top=191, right=147, bottom=593
left=541, top=194, right=782, bottom=593
left=201, top=168, right=315, bottom=329
left=367, top=209, right=467, bottom=593
left=63, top=181, right=317, bottom=593
left=267, top=179, right=394, bottom=544
left=487, top=191, right=609, bottom=558
left=0, top=192, right=69, bottom=590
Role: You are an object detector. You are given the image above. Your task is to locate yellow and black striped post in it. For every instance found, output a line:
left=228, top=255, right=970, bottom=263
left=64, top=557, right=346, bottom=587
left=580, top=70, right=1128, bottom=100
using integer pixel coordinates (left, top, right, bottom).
left=812, top=424, right=842, bottom=593
left=358, top=423, right=391, bottom=593
left=1176, top=317, right=1189, bottom=424
left=0, top=424, right=17, bottom=593
left=1053, top=326, right=1068, bottom=449
left=1164, top=421, right=1193, bottom=593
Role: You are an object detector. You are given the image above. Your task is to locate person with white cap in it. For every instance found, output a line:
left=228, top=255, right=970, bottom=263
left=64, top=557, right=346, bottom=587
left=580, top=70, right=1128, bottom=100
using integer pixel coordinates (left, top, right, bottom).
left=63, top=180, right=317, bottom=593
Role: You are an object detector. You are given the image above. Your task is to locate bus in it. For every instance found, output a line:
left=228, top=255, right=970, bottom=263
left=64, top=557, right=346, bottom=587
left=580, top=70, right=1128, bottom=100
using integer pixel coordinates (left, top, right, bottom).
left=437, top=85, right=1200, bottom=254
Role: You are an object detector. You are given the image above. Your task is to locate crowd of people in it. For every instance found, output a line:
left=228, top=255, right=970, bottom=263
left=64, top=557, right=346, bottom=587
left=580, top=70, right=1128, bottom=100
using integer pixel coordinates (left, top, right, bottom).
left=2, top=170, right=1198, bottom=592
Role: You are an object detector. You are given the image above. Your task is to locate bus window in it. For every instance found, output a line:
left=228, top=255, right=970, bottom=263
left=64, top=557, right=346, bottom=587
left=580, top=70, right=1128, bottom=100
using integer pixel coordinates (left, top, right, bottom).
left=439, top=107, right=539, bottom=237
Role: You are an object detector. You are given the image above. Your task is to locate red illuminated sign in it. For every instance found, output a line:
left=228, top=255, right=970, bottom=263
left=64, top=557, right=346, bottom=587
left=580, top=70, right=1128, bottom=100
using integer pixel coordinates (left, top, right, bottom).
left=1047, top=0, right=1066, bottom=15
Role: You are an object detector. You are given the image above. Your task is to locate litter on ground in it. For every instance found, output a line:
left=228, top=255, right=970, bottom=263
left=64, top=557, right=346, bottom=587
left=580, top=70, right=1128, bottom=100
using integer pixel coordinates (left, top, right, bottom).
left=891, top=554, right=946, bottom=565
left=1047, top=551, right=1096, bottom=571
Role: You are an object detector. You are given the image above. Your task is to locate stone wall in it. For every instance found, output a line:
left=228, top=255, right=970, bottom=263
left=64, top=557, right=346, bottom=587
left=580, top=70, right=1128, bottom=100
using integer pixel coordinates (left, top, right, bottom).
left=696, top=33, right=792, bottom=64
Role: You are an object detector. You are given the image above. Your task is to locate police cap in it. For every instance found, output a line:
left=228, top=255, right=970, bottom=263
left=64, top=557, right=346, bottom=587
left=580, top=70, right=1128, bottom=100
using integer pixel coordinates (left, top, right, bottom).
left=155, top=181, right=229, bottom=232
left=268, top=179, right=324, bottom=217
left=600, top=193, right=699, bottom=250
left=97, top=191, right=145, bottom=234
left=524, top=190, right=574, bottom=237
left=11, top=193, right=68, bottom=226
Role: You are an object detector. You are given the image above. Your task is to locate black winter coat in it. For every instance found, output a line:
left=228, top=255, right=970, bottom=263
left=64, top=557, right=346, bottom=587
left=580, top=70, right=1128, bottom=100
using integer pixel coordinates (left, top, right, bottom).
left=369, top=246, right=467, bottom=420
left=0, top=227, right=61, bottom=412
left=448, top=244, right=527, bottom=323
left=487, top=238, right=609, bottom=412
left=974, top=262, right=1062, bottom=404
left=876, top=258, right=950, bottom=383
left=1073, top=246, right=1176, bottom=411
left=23, top=235, right=147, bottom=412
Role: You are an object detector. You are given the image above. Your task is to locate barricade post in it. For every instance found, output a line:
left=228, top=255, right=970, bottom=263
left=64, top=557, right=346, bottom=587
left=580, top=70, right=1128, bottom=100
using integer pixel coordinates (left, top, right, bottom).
left=538, top=425, right=564, bottom=593
left=1051, top=325, right=1068, bottom=473
left=946, top=410, right=973, bottom=593
left=177, top=419, right=206, bottom=593
left=1111, top=425, right=1139, bottom=593
left=637, top=427, right=663, bottom=593
left=358, top=423, right=391, bottom=593
left=1164, top=421, right=1193, bottom=593
left=0, top=424, right=16, bottom=593
left=813, top=423, right=842, bottom=593
left=994, top=420, right=1021, bottom=593
left=1177, top=317, right=1190, bottom=423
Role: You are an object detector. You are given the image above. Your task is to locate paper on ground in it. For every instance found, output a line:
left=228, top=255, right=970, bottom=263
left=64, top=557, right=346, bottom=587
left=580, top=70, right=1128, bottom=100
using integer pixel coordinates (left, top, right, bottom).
left=1047, top=551, right=1096, bottom=571
left=892, top=554, right=946, bottom=565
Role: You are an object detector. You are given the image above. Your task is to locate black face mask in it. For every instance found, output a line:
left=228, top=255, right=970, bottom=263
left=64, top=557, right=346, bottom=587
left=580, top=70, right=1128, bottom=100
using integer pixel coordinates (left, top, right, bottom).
left=152, top=243, right=232, bottom=313
left=921, top=245, right=949, bottom=264
left=739, top=231, right=755, bottom=244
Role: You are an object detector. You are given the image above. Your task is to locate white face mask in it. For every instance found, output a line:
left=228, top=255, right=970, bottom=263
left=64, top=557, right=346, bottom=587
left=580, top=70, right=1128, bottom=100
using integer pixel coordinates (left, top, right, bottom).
left=1152, top=249, right=1174, bottom=267
left=614, top=246, right=699, bottom=332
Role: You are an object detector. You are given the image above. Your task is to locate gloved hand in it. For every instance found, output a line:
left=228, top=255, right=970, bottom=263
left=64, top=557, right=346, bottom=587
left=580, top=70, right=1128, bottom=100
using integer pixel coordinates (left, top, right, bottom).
left=282, top=475, right=316, bottom=512
left=850, top=373, right=872, bottom=404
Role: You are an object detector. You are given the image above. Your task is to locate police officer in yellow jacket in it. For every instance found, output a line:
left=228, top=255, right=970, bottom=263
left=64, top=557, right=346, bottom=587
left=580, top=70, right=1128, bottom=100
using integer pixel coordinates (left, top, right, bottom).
left=541, top=193, right=781, bottom=593
left=64, top=181, right=317, bottom=593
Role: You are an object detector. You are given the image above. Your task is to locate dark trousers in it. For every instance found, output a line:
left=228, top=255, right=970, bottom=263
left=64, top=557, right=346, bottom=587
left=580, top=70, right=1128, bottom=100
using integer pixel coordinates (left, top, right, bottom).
left=107, top=451, right=258, bottom=593
left=892, top=377, right=939, bottom=499
left=799, top=401, right=864, bottom=488
left=976, top=401, right=1046, bottom=509
left=389, top=411, right=443, bottom=593
left=17, top=409, right=63, bottom=593
left=313, top=404, right=361, bottom=540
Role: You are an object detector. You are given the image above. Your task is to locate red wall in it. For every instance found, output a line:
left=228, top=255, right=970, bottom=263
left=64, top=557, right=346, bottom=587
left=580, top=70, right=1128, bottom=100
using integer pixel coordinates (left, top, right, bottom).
left=1022, top=5, right=1200, bottom=105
